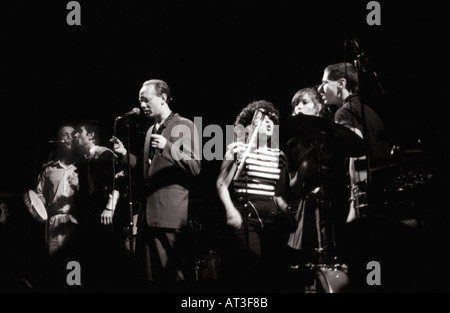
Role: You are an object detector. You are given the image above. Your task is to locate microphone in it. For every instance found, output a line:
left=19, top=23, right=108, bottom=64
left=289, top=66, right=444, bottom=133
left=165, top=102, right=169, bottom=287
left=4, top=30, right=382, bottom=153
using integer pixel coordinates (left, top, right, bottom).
left=251, top=108, right=267, bottom=126
left=48, top=140, right=68, bottom=143
left=348, top=38, right=385, bottom=96
left=251, top=108, right=277, bottom=126
left=116, top=107, right=141, bottom=120
left=233, top=108, right=272, bottom=181
left=349, top=38, right=363, bottom=58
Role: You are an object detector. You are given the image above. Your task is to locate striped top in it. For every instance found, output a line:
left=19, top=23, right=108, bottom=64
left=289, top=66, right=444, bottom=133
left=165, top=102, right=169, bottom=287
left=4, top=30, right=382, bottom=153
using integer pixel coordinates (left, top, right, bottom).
left=233, top=147, right=285, bottom=197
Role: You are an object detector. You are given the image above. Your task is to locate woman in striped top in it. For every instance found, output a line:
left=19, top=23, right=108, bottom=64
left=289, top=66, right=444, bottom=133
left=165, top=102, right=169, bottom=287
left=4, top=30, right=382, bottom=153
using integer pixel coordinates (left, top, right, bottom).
left=216, top=100, right=294, bottom=291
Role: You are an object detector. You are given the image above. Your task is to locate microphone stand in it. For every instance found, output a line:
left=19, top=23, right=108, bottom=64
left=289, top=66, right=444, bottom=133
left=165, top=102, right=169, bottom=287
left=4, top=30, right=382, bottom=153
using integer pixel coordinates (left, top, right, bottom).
left=346, top=38, right=374, bottom=191
left=314, top=139, right=325, bottom=265
left=233, top=118, right=264, bottom=181
left=234, top=119, right=264, bottom=253
left=125, top=119, right=135, bottom=255
left=113, top=116, right=135, bottom=255
left=353, top=57, right=372, bottom=190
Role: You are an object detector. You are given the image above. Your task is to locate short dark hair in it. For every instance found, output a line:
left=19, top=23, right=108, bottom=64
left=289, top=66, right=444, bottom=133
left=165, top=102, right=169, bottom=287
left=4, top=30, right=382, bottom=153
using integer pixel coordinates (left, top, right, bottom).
left=142, top=79, right=172, bottom=103
left=76, top=119, right=104, bottom=145
left=234, top=100, right=280, bottom=127
left=325, top=62, right=359, bottom=93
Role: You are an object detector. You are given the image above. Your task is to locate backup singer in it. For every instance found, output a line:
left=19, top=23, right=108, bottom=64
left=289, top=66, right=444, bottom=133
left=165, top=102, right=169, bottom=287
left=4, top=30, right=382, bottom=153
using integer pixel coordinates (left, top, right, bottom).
left=216, top=100, right=294, bottom=291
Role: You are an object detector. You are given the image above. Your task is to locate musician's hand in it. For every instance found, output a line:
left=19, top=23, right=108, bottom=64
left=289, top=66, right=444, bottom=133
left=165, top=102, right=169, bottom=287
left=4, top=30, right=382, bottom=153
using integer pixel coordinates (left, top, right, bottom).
left=226, top=142, right=245, bottom=154
left=68, top=172, right=79, bottom=191
left=51, top=214, right=78, bottom=227
left=150, top=134, right=167, bottom=150
left=226, top=142, right=246, bottom=163
left=101, top=209, right=114, bottom=225
left=346, top=201, right=356, bottom=223
left=225, top=206, right=243, bottom=229
left=110, top=136, right=127, bottom=156
left=68, top=214, right=78, bottom=225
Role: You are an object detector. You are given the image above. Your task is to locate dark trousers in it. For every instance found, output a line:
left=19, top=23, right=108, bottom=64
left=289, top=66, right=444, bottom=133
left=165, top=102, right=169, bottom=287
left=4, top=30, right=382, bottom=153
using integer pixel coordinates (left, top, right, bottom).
left=78, top=212, right=118, bottom=290
left=135, top=224, right=186, bottom=285
left=224, top=197, right=289, bottom=291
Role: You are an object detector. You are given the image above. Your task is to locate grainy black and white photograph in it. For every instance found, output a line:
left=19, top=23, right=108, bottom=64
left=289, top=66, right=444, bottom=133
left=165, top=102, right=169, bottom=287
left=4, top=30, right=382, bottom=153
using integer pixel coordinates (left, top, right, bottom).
left=1, top=0, right=449, bottom=301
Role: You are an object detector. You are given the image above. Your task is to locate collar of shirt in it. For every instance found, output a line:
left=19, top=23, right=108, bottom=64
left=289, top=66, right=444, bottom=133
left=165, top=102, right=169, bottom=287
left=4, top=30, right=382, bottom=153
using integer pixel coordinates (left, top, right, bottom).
left=53, top=160, right=74, bottom=170
left=153, top=111, right=175, bottom=134
left=343, top=93, right=359, bottom=104
left=84, top=145, right=99, bottom=160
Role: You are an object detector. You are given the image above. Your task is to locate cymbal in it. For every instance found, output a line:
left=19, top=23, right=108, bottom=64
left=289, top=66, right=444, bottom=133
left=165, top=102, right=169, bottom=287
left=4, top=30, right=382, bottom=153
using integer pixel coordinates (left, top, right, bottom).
left=287, top=114, right=365, bottom=157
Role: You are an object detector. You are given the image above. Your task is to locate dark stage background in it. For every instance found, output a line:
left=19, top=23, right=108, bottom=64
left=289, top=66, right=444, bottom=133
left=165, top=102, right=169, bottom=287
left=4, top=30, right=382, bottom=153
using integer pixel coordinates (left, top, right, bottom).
left=1, top=0, right=449, bottom=194
left=1, top=0, right=450, bottom=293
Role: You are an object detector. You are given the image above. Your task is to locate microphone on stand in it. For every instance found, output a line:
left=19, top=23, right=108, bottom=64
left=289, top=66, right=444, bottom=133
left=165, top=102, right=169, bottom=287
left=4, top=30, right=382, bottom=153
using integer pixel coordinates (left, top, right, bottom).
left=48, top=140, right=67, bottom=143
left=349, top=38, right=385, bottom=97
left=233, top=108, right=270, bottom=181
left=115, top=108, right=141, bottom=121
left=349, top=38, right=364, bottom=58
left=251, top=108, right=270, bottom=126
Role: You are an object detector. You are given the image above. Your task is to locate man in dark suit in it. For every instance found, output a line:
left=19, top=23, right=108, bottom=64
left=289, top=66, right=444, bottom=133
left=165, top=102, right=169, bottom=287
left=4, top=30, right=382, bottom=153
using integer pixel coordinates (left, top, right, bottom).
left=112, top=79, right=201, bottom=286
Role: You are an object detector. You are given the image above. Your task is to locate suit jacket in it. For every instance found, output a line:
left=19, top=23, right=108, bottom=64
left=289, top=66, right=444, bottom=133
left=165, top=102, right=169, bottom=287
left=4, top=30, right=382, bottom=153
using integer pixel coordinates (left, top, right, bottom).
left=123, top=113, right=201, bottom=229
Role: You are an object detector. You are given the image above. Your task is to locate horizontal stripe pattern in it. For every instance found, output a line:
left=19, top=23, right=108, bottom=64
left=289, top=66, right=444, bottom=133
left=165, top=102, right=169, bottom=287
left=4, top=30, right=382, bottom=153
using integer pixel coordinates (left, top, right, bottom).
left=233, top=147, right=282, bottom=197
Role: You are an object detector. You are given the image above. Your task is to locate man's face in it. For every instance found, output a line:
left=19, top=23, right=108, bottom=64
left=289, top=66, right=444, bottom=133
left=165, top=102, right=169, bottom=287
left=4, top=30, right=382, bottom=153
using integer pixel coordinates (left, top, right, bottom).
left=75, top=126, right=91, bottom=151
left=58, top=126, right=75, bottom=150
left=318, top=71, right=341, bottom=106
left=139, top=85, right=164, bottom=119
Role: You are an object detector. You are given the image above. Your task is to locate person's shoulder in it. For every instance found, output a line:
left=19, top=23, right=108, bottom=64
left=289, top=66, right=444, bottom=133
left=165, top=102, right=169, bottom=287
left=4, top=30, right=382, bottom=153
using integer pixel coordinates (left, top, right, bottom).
left=334, top=105, right=353, bottom=121
left=278, top=149, right=287, bottom=159
left=177, top=115, right=195, bottom=125
left=172, top=114, right=197, bottom=130
left=286, top=137, right=299, bottom=149
left=94, top=146, right=116, bottom=159
left=40, top=160, right=57, bottom=171
left=266, top=147, right=286, bottom=158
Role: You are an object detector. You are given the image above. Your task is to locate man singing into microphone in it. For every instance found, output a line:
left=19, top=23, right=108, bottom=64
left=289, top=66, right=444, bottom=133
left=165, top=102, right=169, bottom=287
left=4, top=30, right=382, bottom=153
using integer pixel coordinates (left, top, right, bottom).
left=111, top=79, right=201, bottom=288
left=35, top=124, right=80, bottom=288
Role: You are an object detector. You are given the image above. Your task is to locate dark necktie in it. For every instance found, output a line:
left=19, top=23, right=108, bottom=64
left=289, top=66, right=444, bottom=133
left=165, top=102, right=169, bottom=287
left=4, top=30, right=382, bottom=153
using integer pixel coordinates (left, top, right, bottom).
left=149, top=112, right=175, bottom=160
left=149, top=124, right=163, bottom=160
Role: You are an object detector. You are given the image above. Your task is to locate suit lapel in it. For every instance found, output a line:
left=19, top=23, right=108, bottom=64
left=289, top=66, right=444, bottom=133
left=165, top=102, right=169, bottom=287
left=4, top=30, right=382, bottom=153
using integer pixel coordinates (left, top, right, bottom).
left=143, top=125, right=154, bottom=180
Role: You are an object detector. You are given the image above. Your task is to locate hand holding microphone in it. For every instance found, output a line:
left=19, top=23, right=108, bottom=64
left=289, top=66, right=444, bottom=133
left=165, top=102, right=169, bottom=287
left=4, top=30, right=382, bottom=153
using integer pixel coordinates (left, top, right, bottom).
left=150, top=134, right=167, bottom=150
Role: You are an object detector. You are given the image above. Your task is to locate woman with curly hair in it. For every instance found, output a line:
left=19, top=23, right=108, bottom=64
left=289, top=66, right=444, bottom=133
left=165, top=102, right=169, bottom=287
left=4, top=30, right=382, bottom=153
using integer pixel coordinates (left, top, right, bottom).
left=216, top=100, right=294, bottom=291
